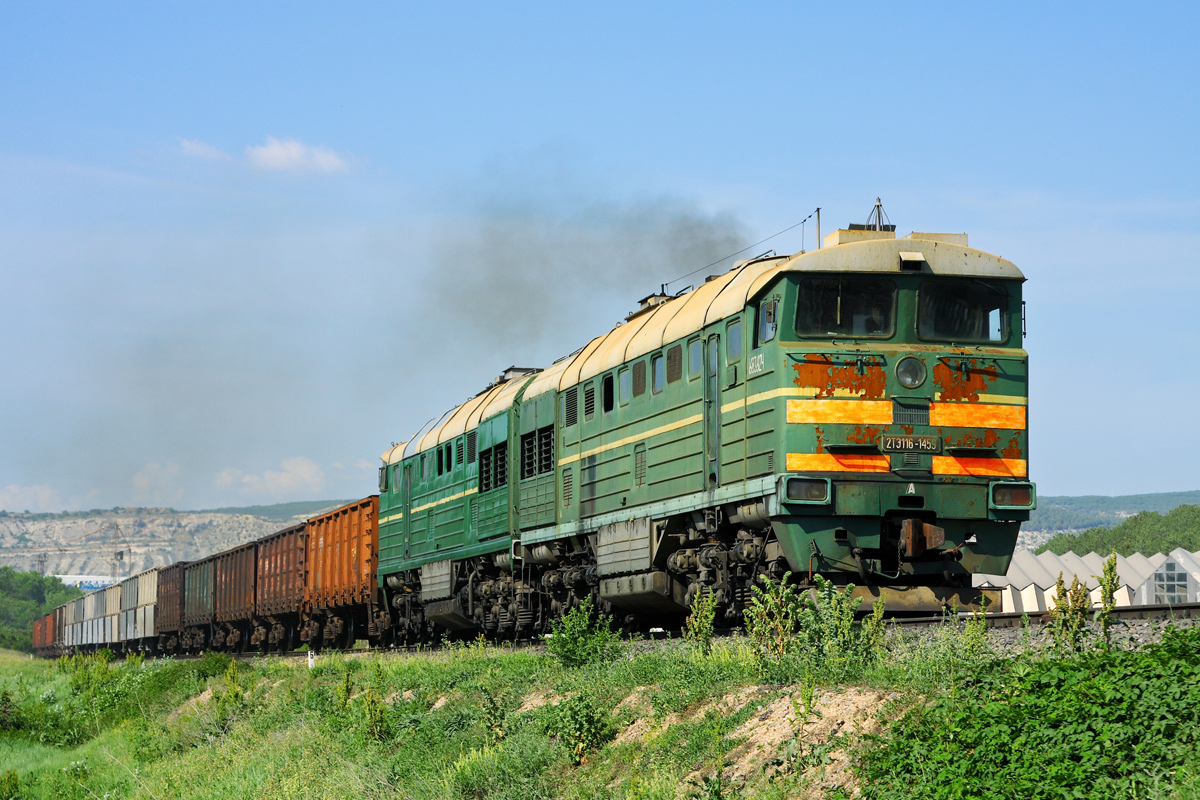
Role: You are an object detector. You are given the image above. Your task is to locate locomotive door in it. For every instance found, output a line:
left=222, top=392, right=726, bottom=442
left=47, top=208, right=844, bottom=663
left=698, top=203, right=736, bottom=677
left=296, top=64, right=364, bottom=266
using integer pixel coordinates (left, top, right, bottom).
left=704, top=334, right=721, bottom=488
left=402, top=464, right=413, bottom=560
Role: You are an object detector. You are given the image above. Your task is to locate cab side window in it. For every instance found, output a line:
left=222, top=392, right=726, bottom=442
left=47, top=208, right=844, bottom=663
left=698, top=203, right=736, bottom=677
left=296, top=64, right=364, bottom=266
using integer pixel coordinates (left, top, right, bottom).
left=727, top=319, right=743, bottom=362
left=758, top=299, right=778, bottom=344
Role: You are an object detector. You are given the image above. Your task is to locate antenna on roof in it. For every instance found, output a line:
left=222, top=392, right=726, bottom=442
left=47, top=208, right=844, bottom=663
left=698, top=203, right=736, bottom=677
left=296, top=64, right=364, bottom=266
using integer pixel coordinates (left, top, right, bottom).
left=866, top=198, right=891, bottom=231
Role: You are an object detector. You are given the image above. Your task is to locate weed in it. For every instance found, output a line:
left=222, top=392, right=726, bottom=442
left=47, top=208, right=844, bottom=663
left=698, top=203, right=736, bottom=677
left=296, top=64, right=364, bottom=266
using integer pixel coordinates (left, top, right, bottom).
left=1047, top=571, right=1092, bottom=654
left=335, top=666, right=353, bottom=710
left=362, top=687, right=390, bottom=742
left=545, top=595, right=624, bottom=668
left=0, top=770, right=16, bottom=800
left=1097, top=551, right=1120, bottom=649
left=744, top=573, right=884, bottom=683
left=684, top=587, right=718, bottom=657
left=481, top=690, right=508, bottom=745
left=687, top=714, right=742, bottom=800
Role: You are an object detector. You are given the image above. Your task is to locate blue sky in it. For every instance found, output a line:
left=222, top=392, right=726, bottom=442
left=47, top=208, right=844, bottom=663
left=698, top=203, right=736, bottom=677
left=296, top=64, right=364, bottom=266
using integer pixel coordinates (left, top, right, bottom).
left=1, top=2, right=1198, bottom=511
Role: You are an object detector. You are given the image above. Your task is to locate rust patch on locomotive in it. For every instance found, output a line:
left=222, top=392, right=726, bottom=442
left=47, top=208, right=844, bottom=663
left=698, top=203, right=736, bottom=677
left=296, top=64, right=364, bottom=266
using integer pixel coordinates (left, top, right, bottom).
left=814, top=426, right=825, bottom=454
left=932, top=359, right=997, bottom=403
left=945, top=428, right=1001, bottom=449
left=1001, top=435, right=1023, bottom=459
left=900, top=424, right=914, bottom=435
left=793, top=354, right=887, bottom=399
left=848, top=425, right=882, bottom=445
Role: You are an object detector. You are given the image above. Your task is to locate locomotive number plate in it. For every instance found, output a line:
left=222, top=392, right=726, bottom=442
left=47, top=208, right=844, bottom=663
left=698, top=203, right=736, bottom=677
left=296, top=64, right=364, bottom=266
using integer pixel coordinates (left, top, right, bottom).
left=881, top=435, right=941, bottom=453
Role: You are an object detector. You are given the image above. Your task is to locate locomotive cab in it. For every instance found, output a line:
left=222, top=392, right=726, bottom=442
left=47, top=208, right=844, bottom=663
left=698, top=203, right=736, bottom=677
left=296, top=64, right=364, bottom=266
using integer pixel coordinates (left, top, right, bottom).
left=746, top=228, right=1034, bottom=599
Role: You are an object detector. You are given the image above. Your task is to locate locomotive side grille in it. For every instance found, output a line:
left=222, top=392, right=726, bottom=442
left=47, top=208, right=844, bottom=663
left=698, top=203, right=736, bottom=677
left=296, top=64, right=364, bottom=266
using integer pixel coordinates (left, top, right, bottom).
left=480, top=448, right=493, bottom=491
left=564, top=388, right=579, bottom=427
left=562, top=467, right=573, bottom=506
left=634, top=444, right=647, bottom=486
left=666, top=345, right=683, bottom=384
left=538, top=426, right=554, bottom=474
left=584, top=386, right=596, bottom=419
left=520, top=432, right=537, bottom=479
left=466, top=431, right=477, bottom=463
left=632, top=361, right=647, bottom=396
left=893, top=399, right=930, bottom=426
left=903, top=453, right=920, bottom=468
left=456, top=439, right=464, bottom=465
left=493, top=442, right=508, bottom=487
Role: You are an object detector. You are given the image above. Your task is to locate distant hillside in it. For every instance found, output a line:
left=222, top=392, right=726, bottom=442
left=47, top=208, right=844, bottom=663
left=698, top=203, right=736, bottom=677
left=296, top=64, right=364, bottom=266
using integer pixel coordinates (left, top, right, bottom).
left=197, top=499, right=353, bottom=522
left=1036, top=504, right=1200, bottom=556
left=1026, top=490, right=1200, bottom=532
left=0, top=500, right=352, bottom=578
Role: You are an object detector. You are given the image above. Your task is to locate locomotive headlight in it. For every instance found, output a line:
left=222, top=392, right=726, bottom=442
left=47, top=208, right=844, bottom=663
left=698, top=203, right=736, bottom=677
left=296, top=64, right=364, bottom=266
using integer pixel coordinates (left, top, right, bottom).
left=990, top=482, right=1037, bottom=509
left=786, top=477, right=831, bottom=504
left=895, top=356, right=927, bottom=389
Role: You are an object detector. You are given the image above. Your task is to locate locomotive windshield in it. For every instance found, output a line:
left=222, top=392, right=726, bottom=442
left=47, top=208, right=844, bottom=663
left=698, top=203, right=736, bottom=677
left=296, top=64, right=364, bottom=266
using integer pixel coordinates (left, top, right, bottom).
left=795, top=277, right=895, bottom=338
left=918, top=280, right=1008, bottom=343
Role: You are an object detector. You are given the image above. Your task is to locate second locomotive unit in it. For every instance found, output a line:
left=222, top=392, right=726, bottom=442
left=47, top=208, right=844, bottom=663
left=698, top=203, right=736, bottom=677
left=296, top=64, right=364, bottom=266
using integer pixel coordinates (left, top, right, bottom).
left=374, top=221, right=1035, bottom=641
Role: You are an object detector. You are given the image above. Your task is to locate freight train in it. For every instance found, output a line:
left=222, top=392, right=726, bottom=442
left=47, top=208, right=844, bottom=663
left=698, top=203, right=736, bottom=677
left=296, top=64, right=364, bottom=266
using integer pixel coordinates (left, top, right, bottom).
left=33, top=221, right=1036, bottom=657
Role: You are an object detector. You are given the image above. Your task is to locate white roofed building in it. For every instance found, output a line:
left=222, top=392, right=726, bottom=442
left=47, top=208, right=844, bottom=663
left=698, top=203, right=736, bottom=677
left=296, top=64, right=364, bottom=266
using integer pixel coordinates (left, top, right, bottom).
left=974, top=548, right=1200, bottom=614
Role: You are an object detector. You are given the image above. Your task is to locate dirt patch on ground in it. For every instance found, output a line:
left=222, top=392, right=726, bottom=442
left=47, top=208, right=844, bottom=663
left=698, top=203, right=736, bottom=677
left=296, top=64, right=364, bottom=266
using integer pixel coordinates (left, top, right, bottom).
left=516, top=688, right=565, bottom=714
left=684, top=686, right=893, bottom=798
left=166, top=687, right=212, bottom=722
left=611, top=687, right=657, bottom=745
left=612, top=685, right=772, bottom=747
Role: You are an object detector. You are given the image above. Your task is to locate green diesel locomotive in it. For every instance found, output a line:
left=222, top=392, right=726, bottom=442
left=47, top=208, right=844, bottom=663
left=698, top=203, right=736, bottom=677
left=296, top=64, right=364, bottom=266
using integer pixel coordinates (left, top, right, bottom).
left=376, top=224, right=1034, bottom=641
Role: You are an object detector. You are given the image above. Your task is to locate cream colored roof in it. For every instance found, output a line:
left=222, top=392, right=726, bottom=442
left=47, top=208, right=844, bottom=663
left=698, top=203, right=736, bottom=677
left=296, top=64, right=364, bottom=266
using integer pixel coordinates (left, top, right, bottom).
left=776, top=236, right=1024, bottom=281
left=382, top=233, right=1023, bottom=461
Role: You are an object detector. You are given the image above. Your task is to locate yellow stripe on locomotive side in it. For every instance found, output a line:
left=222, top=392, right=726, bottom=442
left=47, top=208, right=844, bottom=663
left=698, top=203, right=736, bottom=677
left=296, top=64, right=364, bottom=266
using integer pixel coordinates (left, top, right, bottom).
left=409, top=486, right=479, bottom=515
left=932, top=456, right=1027, bottom=478
left=786, top=453, right=892, bottom=473
left=557, top=414, right=704, bottom=467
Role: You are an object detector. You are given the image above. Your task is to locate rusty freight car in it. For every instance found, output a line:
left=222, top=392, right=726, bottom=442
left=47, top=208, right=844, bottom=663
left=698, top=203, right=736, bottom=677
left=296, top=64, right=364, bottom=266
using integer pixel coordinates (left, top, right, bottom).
left=213, top=541, right=257, bottom=651
left=254, top=523, right=306, bottom=653
left=182, top=558, right=215, bottom=652
left=302, top=497, right=386, bottom=648
left=155, top=562, right=188, bottom=654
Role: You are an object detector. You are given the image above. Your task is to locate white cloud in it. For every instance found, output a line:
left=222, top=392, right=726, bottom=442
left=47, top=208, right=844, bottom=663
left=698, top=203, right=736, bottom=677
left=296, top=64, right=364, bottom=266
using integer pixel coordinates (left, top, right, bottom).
left=215, top=456, right=326, bottom=499
left=244, top=136, right=352, bottom=174
left=0, top=484, right=63, bottom=513
left=178, top=138, right=233, bottom=162
left=131, top=462, right=183, bottom=506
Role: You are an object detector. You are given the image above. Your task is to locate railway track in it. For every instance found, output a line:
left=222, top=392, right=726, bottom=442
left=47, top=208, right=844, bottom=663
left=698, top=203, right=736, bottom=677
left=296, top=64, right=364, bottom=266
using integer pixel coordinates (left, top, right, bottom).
left=192, top=601, right=1200, bottom=662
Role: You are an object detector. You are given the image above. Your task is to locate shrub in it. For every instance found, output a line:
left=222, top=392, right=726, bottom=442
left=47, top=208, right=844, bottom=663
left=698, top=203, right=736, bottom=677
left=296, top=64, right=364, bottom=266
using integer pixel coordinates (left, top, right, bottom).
left=544, top=693, right=614, bottom=765
left=545, top=596, right=623, bottom=669
left=857, top=626, right=1200, bottom=799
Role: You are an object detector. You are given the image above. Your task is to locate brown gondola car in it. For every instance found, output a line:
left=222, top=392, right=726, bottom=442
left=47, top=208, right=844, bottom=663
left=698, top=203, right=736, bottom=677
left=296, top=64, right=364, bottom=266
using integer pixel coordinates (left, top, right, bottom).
left=213, top=541, right=258, bottom=652
left=254, top=523, right=307, bottom=653
left=182, top=558, right=215, bottom=652
left=53, top=604, right=65, bottom=655
left=302, top=497, right=386, bottom=648
left=155, top=562, right=188, bottom=654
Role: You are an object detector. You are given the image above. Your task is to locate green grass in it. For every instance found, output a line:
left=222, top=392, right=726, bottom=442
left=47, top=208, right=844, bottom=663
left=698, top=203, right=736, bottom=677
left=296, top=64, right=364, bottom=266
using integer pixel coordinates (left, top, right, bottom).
left=2, top=617, right=1199, bottom=798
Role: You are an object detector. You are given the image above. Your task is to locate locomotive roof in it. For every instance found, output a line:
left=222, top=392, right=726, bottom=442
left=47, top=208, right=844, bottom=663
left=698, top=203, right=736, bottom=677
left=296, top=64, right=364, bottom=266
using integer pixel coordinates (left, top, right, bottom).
left=383, top=232, right=1022, bottom=463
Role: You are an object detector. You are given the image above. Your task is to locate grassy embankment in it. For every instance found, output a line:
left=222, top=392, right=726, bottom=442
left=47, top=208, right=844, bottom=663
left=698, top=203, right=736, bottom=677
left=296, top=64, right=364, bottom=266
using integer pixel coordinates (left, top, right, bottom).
left=1, top=579, right=1199, bottom=800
